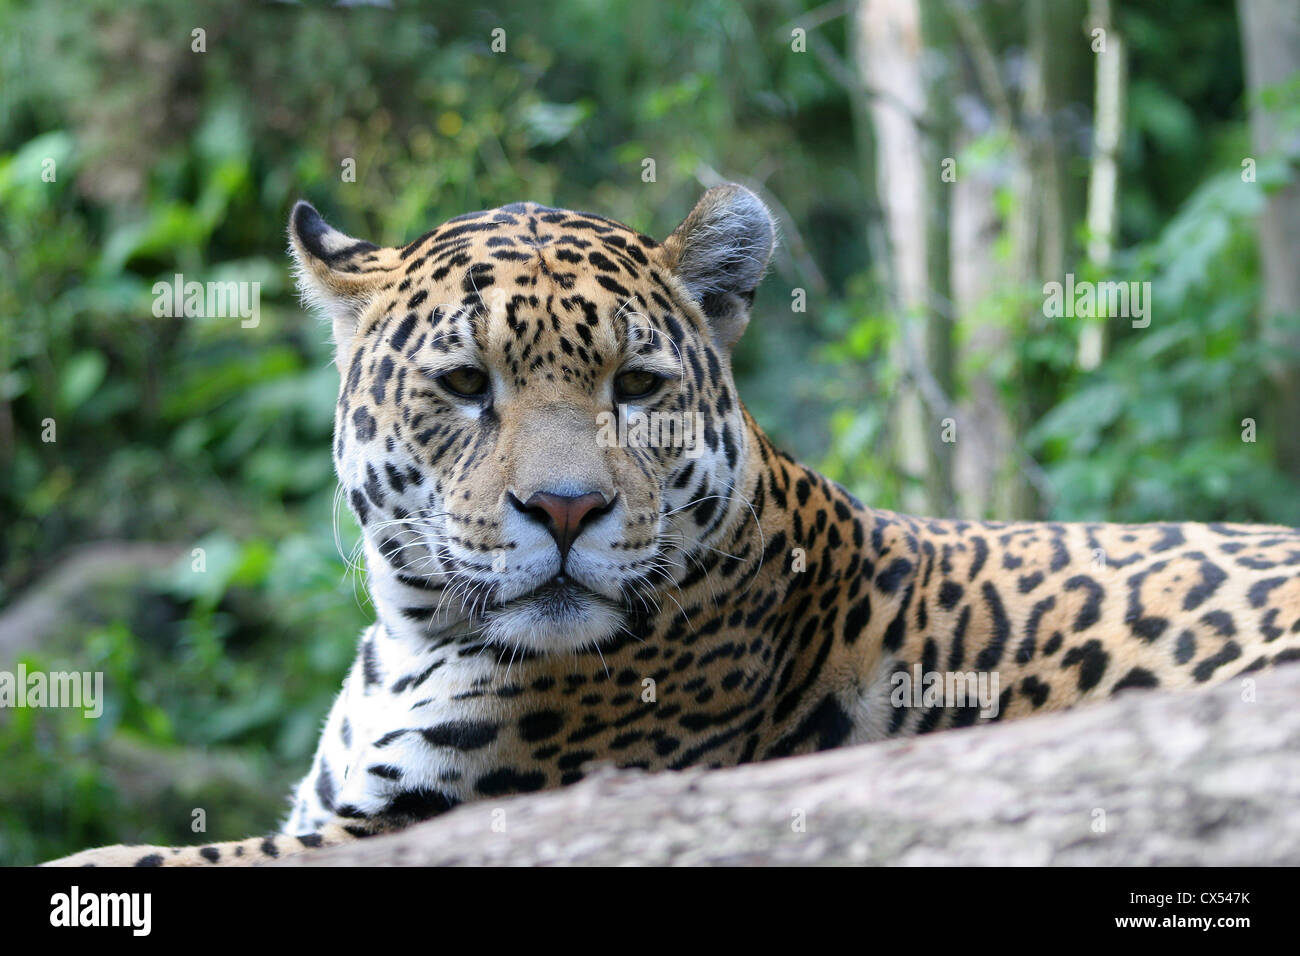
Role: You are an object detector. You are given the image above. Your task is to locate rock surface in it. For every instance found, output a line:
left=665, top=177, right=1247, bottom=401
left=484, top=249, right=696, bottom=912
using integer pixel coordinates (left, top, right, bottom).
left=275, top=665, right=1300, bottom=866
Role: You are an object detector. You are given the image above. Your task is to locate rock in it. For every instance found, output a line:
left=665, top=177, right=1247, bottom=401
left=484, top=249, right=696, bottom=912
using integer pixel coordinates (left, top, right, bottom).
left=273, top=663, right=1300, bottom=866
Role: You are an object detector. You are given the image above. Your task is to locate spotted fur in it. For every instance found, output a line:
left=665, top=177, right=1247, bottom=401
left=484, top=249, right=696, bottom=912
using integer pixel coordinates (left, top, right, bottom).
left=47, top=186, right=1300, bottom=866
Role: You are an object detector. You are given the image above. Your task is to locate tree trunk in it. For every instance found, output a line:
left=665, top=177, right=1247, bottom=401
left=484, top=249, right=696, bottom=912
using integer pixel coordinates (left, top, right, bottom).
left=943, top=0, right=1089, bottom=518
left=950, top=130, right=1024, bottom=518
left=1079, top=0, right=1126, bottom=370
left=1238, top=0, right=1300, bottom=477
left=854, top=0, right=956, bottom=515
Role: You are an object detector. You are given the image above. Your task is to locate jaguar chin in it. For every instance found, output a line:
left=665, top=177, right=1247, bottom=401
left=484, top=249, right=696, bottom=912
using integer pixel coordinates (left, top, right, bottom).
left=479, top=576, right=626, bottom=654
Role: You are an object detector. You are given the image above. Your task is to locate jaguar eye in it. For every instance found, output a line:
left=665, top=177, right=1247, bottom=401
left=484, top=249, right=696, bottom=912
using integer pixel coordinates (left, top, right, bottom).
left=438, top=366, right=489, bottom=398
left=614, top=369, right=663, bottom=401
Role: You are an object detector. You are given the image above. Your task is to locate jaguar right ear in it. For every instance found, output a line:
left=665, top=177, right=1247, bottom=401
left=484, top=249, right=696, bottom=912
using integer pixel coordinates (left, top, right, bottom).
left=660, top=184, right=777, bottom=352
left=288, top=201, right=399, bottom=348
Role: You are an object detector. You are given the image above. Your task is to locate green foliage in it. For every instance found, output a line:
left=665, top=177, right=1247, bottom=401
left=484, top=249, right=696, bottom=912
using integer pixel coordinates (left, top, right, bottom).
left=1029, top=170, right=1300, bottom=523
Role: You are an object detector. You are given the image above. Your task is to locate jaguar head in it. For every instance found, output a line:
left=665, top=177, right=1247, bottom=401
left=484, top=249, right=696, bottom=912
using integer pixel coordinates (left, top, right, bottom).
left=289, top=185, right=775, bottom=653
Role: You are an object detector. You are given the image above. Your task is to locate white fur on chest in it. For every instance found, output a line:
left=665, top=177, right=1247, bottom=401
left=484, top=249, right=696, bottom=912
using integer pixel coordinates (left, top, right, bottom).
left=284, top=624, right=509, bottom=832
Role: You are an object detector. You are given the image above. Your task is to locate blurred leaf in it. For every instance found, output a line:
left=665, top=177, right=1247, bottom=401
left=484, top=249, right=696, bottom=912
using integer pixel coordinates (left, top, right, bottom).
left=521, top=101, right=592, bottom=147
left=57, top=350, right=107, bottom=411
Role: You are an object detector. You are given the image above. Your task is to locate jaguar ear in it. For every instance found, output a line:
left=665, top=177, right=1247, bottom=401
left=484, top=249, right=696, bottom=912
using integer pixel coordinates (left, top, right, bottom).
left=661, top=184, right=776, bottom=351
left=288, top=201, right=396, bottom=348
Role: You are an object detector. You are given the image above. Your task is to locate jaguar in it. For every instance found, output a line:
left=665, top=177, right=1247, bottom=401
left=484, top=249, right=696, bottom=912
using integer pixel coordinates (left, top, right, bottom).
left=48, top=184, right=1300, bottom=865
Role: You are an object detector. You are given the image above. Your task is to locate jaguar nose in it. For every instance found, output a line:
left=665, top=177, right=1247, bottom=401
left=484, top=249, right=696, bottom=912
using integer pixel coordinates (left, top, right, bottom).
left=509, top=490, right=614, bottom=565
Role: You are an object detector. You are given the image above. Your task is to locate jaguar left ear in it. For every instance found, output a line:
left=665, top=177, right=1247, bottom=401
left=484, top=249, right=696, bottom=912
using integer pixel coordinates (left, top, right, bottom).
left=288, top=201, right=397, bottom=348
left=661, top=184, right=776, bottom=351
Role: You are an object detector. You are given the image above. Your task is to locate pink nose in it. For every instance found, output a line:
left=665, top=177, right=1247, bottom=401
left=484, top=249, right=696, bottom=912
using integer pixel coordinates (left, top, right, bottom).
left=512, top=491, right=612, bottom=563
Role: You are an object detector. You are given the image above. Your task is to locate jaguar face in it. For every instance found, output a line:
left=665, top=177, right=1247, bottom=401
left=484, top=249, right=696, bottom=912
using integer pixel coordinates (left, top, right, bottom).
left=289, top=186, right=775, bottom=653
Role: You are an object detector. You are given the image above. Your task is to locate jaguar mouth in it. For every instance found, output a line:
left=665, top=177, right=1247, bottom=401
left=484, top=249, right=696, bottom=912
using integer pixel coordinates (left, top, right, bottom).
left=496, top=574, right=602, bottom=612
left=480, top=574, right=624, bottom=652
